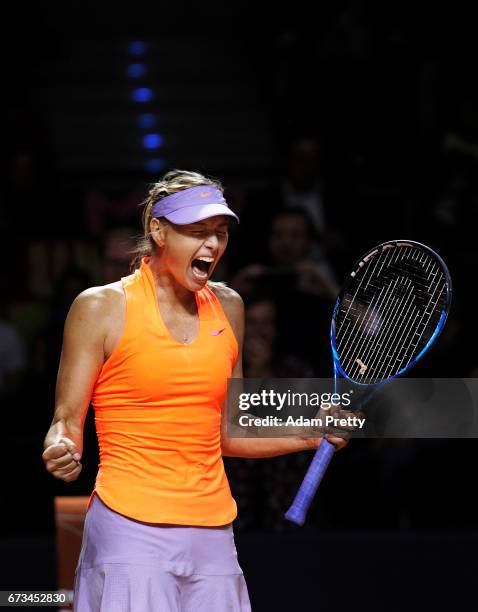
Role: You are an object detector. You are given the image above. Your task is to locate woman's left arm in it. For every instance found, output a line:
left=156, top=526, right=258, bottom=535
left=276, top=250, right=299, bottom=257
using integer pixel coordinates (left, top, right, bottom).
left=215, top=286, right=348, bottom=458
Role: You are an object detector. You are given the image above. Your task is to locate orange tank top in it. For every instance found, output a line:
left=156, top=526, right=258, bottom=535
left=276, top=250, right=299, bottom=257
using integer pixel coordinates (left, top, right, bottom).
left=86, top=256, right=239, bottom=525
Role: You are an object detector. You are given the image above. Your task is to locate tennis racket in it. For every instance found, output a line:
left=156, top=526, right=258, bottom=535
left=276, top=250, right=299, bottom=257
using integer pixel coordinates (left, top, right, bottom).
left=285, top=240, right=452, bottom=525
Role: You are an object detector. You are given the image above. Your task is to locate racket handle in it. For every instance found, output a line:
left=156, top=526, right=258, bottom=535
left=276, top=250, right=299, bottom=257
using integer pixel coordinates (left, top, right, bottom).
left=285, top=439, right=335, bottom=526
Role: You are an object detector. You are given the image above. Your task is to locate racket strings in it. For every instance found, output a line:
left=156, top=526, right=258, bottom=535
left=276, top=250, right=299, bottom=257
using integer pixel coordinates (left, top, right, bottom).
left=334, top=245, right=448, bottom=383
left=345, top=254, right=445, bottom=381
left=336, top=248, right=395, bottom=361
left=348, top=264, right=445, bottom=381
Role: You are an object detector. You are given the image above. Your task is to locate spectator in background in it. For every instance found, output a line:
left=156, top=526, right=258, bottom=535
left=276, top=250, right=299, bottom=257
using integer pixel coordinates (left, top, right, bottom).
left=226, top=292, right=315, bottom=532
left=243, top=295, right=277, bottom=379
left=243, top=292, right=314, bottom=378
left=231, top=208, right=338, bottom=300
left=232, top=208, right=336, bottom=375
left=237, top=135, right=345, bottom=271
left=99, top=225, right=138, bottom=283
left=282, top=136, right=327, bottom=234
left=426, top=95, right=478, bottom=263
left=243, top=292, right=317, bottom=531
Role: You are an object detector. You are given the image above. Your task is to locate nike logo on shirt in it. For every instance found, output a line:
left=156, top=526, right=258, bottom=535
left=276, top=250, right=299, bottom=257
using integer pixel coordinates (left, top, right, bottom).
left=211, top=328, right=225, bottom=336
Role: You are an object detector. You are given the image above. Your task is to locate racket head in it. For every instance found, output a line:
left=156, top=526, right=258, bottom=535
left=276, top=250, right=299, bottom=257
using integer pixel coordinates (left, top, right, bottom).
left=331, top=240, right=452, bottom=385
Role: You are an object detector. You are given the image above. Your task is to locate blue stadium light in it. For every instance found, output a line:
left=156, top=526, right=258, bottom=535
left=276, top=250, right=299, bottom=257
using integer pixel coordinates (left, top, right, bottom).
left=132, top=88, right=153, bottom=103
left=128, top=41, right=147, bottom=56
left=137, top=114, right=157, bottom=129
left=127, top=63, right=147, bottom=78
left=146, top=159, right=167, bottom=173
left=142, top=134, right=163, bottom=149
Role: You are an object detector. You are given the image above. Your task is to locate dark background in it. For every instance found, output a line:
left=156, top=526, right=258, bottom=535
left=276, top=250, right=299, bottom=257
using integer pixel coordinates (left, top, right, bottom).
left=1, top=3, right=477, bottom=610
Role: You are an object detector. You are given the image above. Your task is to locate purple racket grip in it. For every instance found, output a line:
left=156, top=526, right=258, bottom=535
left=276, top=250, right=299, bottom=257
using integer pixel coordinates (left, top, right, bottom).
left=285, top=439, right=335, bottom=525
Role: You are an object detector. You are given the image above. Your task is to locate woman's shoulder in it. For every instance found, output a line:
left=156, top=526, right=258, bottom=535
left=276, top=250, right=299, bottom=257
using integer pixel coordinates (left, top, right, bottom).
left=207, top=282, right=244, bottom=314
left=72, top=281, right=125, bottom=321
left=207, top=282, right=244, bottom=343
left=69, top=283, right=126, bottom=361
left=60, top=282, right=125, bottom=358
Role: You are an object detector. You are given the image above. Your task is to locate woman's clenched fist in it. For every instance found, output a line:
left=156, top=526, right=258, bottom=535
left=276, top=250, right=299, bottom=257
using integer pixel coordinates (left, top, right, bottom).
left=42, top=437, right=82, bottom=482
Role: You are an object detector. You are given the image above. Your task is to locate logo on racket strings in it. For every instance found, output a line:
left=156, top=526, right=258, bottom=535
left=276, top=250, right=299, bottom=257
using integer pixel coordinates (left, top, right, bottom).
left=355, top=359, right=368, bottom=375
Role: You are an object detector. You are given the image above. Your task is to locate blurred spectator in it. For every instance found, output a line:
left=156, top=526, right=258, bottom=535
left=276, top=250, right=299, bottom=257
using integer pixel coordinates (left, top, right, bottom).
left=429, top=96, right=478, bottom=251
left=320, top=2, right=371, bottom=61
left=442, top=97, right=478, bottom=164
left=282, top=136, right=328, bottom=234
left=231, top=208, right=338, bottom=300
left=233, top=209, right=337, bottom=374
left=243, top=293, right=314, bottom=378
left=237, top=135, right=346, bottom=270
left=228, top=294, right=314, bottom=531
left=244, top=296, right=277, bottom=378
left=99, top=225, right=138, bottom=283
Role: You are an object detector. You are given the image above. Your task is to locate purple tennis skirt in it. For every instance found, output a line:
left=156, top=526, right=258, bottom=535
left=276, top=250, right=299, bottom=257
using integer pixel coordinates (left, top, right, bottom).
left=74, top=494, right=251, bottom=612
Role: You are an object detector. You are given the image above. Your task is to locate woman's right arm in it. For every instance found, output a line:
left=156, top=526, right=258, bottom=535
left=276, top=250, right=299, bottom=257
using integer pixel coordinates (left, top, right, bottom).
left=42, top=288, right=109, bottom=483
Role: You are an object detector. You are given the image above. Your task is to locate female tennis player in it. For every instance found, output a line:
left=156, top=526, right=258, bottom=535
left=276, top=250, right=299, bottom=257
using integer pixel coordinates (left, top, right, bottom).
left=42, top=170, right=349, bottom=612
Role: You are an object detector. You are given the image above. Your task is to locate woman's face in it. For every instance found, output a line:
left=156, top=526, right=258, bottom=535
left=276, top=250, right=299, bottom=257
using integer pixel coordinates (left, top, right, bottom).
left=155, top=215, right=229, bottom=290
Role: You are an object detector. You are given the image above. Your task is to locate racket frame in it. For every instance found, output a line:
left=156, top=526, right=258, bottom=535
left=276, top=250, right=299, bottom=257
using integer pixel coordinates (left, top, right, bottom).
left=285, top=239, right=452, bottom=526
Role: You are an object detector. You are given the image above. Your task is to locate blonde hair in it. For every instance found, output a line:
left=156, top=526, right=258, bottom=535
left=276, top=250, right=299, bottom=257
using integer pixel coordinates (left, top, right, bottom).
left=131, top=169, right=224, bottom=271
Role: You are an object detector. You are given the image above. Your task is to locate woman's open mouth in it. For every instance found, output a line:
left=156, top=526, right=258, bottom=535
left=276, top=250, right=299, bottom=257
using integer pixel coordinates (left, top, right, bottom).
left=191, top=256, right=214, bottom=281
